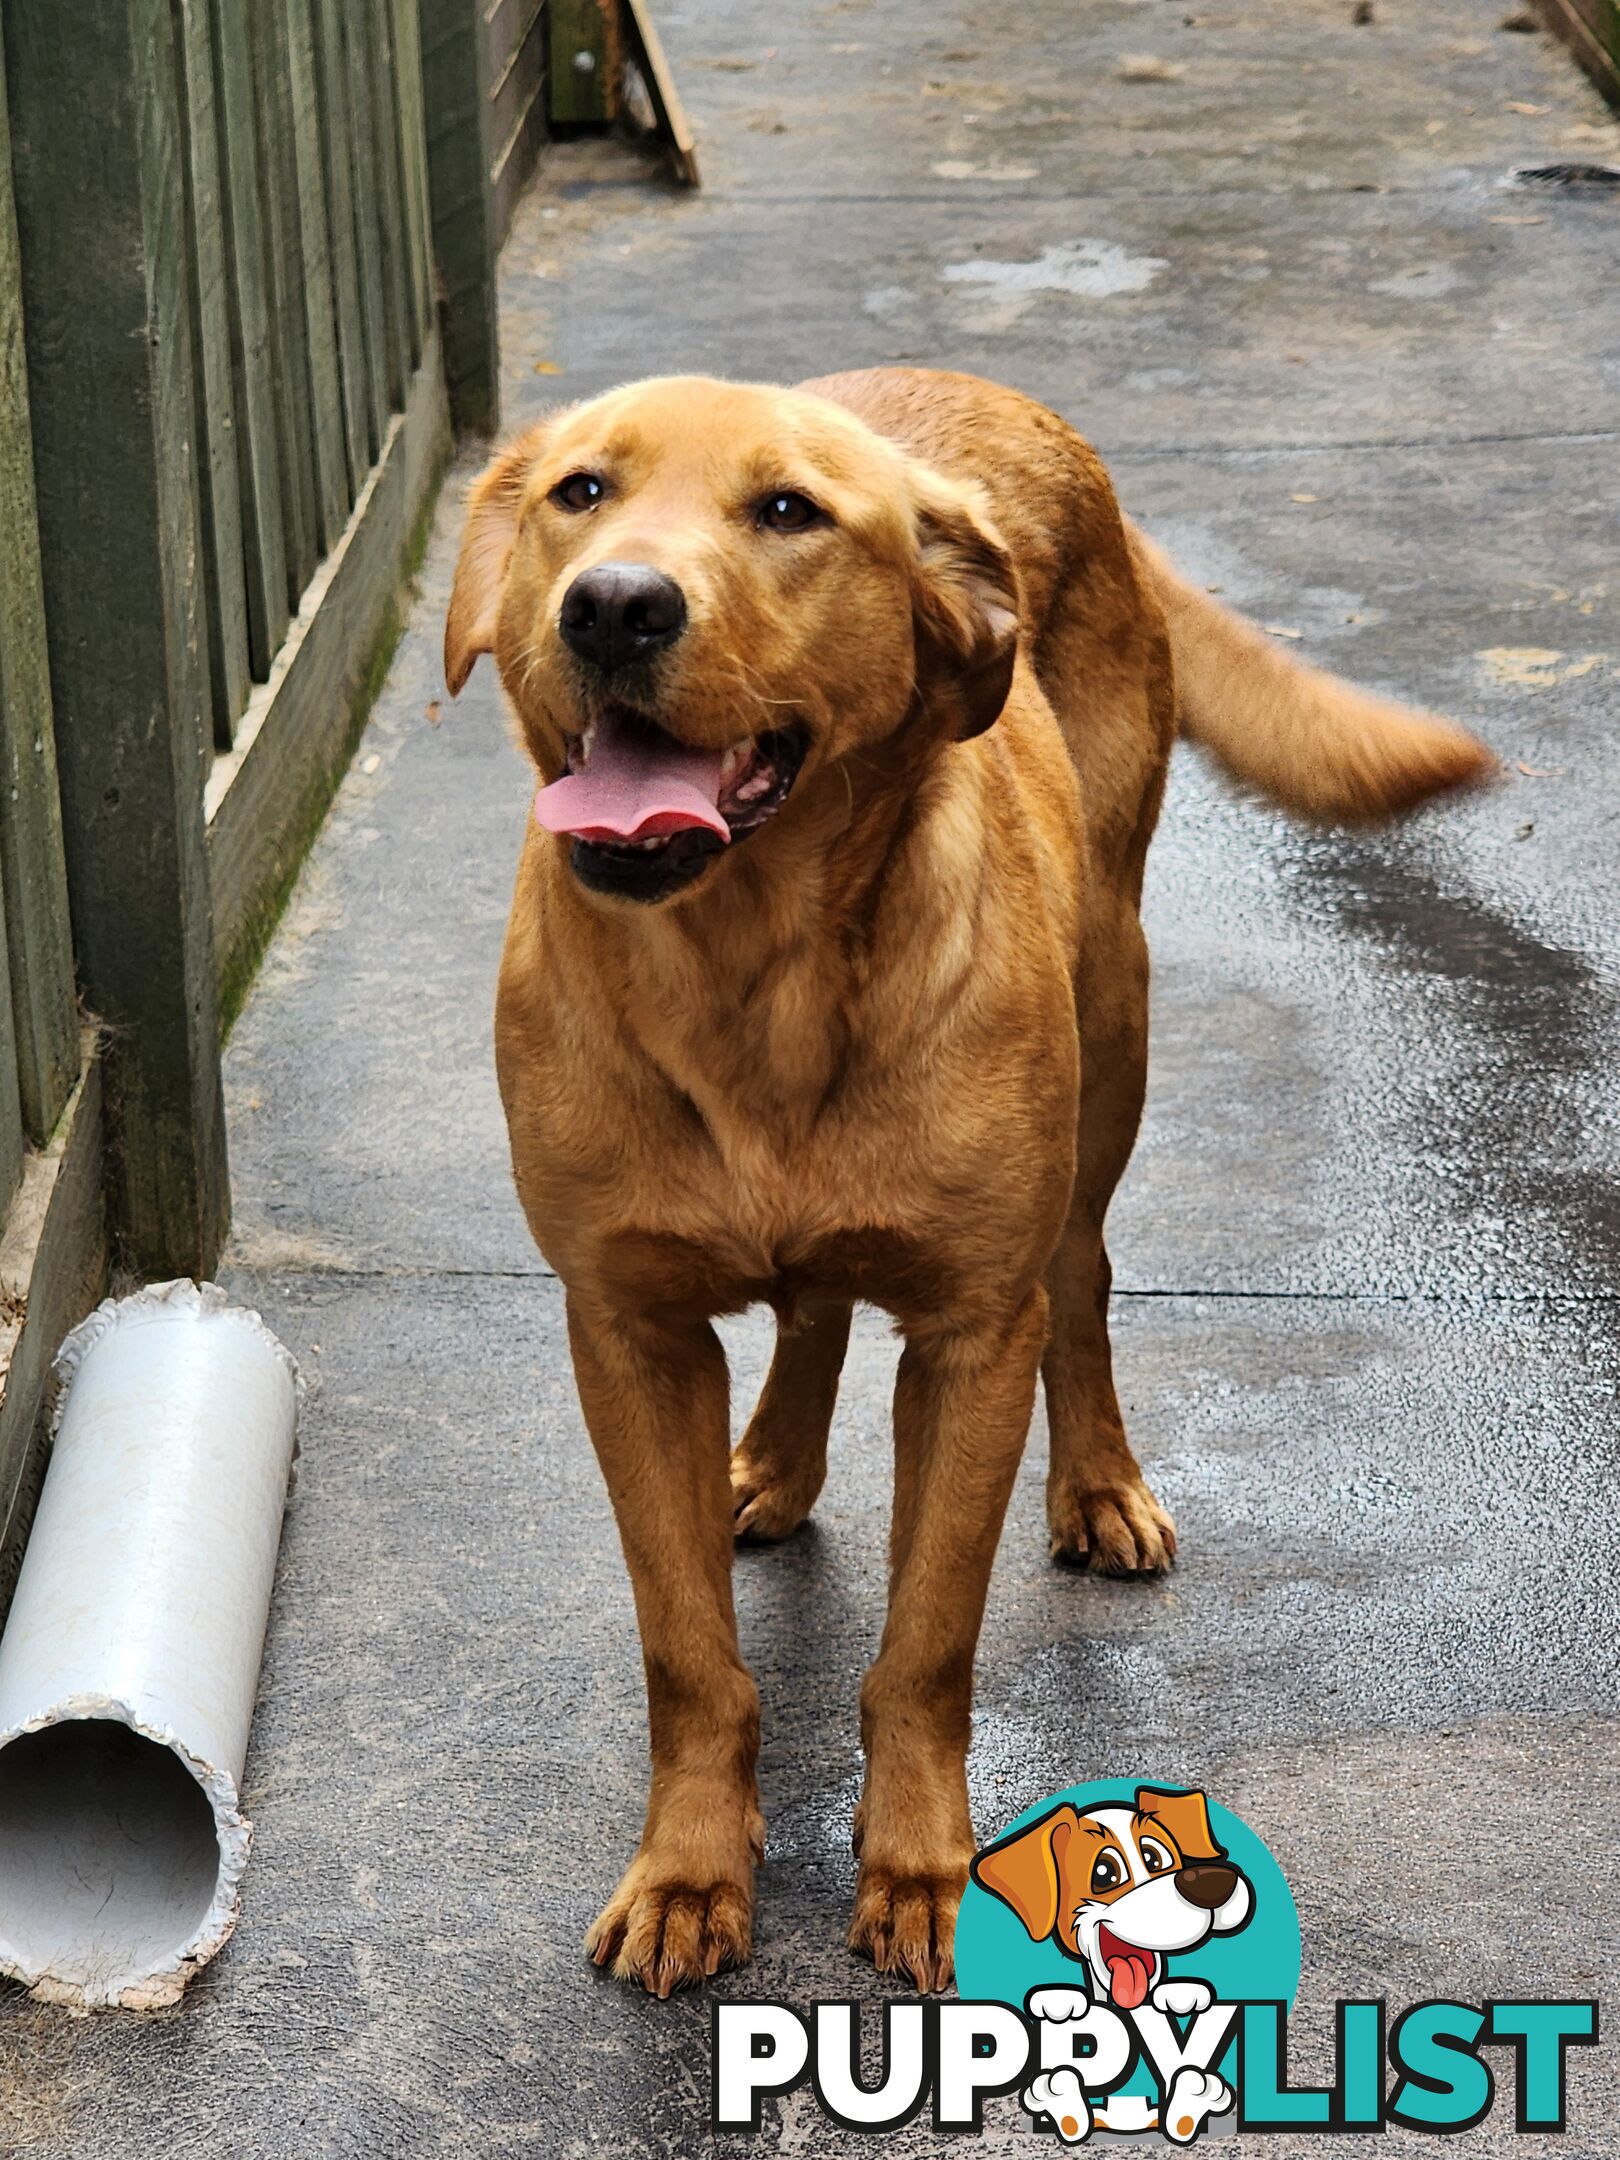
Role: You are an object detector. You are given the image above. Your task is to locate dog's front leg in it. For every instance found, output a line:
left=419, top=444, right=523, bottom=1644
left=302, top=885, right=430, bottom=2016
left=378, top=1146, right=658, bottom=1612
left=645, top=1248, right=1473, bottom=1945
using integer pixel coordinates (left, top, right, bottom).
left=850, top=1286, right=1049, bottom=1992
left=567, top=1292, right=764, bottom=1995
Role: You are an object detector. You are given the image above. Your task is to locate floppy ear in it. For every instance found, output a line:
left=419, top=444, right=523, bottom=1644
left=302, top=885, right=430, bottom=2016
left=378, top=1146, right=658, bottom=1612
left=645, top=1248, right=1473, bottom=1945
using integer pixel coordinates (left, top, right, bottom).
left=970, top=1804, right=1077, bottom=1942
left=910, top=473, right=1020, bottom=741
left=444, top=420, right=553, bottom=695
left=1137, top=1787, right=1225, bottom=1865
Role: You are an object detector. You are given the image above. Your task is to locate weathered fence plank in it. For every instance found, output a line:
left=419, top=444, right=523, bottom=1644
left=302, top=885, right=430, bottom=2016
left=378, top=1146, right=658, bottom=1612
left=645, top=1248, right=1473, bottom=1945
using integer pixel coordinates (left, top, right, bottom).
left=286, top=0, right=350, bottom=554
left=0, top=29, right=78, bottom=1150
left=312, top=0, right=373, bottom=487
left=362, top=0, right=414, bottom=410
left=4, top=0, right=230, bottom=1275
left=214, top=0, right=291, bottom=677
left=174, top=0, right=254, bottom=749
left=343, top=0, right=399, bottom=442
left=0, top=904, right=22, bottom=1219
left=419, top=0, right=501, bottom=434
left=254, top=0, right=320, bottom=603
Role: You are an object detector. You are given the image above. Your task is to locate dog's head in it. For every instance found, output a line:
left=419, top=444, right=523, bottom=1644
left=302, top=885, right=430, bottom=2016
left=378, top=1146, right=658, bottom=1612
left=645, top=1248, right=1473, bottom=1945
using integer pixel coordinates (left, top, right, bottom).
left=444, top=375, right=1018, bottom=905
left=970, top=1788, right=1252, bottom=2008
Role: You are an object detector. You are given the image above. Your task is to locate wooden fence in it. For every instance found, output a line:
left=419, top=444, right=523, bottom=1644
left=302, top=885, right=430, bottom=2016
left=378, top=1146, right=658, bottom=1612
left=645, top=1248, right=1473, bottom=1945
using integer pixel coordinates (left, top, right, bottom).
left=0, top=0, right=534, bottom=1598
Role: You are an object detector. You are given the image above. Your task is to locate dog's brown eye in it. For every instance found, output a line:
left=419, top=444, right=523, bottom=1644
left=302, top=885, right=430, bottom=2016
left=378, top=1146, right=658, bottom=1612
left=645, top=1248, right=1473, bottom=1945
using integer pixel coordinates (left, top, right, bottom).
left=758, top=490, right=823, bottom=533
left=1091, top=1852, right=1123, bottom=1894
left=1141, top=1839, right=1174, bottom=1875
left=552, top=472, right=606, bottom=512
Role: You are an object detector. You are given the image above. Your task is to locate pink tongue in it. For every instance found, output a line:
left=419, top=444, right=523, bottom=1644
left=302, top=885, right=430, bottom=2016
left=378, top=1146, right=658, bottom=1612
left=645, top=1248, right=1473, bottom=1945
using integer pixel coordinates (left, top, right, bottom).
left=534, top=710, right=729, bottom=844
left=1106, top=1948, right=1154, bottom=2011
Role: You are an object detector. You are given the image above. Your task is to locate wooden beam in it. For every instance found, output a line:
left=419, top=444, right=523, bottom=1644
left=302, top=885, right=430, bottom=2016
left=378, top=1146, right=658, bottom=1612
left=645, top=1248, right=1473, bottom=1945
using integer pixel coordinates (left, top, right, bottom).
left=207, top=326, right=451, bottom=1021
left=0, top=1046, right=106, bottom=1628
left=548, top=0, right=619, bottom=127
left=621, top=0, right=698, bottom=187
left=1535, top=0, right=1620, bottom=107
left=0, top=25, right=78, bottom=1152
left=4, top=0, right=231, bottom=1277
left=418, top=0, right=501, bottom=435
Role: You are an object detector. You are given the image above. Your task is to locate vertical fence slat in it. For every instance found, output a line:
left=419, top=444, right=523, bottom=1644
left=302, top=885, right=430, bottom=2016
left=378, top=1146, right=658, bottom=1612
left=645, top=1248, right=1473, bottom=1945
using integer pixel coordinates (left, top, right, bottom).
left=213, top=0, right=290, bottom=678
left=0, top=27, right=79, bottom=1149
left=342, top=0, right=396, bottom=449
left=418, top=0, right=500, bottom=434
left=389, top=0, right=433, bottom=357
left=310, top=0, right=371, bottom=492
left=253, top=0, right=319, bottom=603
left=4, top=0, right=230, bottom=1275
left=174, top=0, right=253, bottom=749
left=285, top=0, right=349, bottom=550
left=362, top=0, right=412, bottom=410
left=0, top=898, right=22, bottom=1218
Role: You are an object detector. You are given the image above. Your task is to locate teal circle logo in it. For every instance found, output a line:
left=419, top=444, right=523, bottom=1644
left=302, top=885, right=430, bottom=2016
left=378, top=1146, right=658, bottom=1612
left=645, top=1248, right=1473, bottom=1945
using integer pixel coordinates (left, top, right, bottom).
left=956, top=1781, right=1300, bottom=2118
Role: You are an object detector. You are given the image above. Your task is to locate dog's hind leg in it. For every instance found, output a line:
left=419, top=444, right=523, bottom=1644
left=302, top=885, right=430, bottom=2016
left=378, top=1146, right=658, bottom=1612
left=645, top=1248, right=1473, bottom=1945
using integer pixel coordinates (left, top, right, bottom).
left=730, top=1298, right=852, bottom=1541
left=1042, top=903, right=1177, bottom=1575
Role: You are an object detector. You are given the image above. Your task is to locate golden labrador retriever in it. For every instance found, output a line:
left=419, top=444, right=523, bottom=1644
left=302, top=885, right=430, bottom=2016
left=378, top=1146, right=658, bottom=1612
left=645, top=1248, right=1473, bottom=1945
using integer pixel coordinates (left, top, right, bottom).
left=445, top=368, right=1491, bottom=1997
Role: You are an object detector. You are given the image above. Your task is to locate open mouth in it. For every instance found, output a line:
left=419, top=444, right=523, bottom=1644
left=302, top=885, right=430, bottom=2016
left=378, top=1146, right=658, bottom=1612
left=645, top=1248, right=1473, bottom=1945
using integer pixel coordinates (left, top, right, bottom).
left=534, top=706, right=808, bottom=900
left=1096, top=1923, right=1160, bottom=2010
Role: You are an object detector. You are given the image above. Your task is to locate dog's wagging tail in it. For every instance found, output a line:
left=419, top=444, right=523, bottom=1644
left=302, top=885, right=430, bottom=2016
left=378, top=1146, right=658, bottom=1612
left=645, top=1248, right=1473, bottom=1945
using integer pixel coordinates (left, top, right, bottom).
left=1123, top=523, right=1496, bottom=822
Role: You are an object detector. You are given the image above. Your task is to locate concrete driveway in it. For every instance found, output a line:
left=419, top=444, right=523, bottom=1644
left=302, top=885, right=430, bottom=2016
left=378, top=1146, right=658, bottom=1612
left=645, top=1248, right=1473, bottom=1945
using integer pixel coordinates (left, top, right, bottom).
left=2, top=2, right=1616, bottom=2153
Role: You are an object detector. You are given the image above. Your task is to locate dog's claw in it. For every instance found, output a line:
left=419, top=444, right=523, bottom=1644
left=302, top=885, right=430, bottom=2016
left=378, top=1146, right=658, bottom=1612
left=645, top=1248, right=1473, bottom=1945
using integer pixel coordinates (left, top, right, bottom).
left=849, top=1865, right=962, bottom=1995
left=586, top=1867, right=754, bottom=1995
left=1049, top=1477, right=1177, bottom=1576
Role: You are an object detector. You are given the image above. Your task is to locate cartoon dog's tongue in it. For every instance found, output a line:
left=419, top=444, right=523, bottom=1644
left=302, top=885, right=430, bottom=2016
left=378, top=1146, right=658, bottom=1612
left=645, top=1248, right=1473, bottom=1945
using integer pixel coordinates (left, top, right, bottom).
left=534, top=709, right=730, bottom=844
left=1100, top=1930, right=1155, bottom=2010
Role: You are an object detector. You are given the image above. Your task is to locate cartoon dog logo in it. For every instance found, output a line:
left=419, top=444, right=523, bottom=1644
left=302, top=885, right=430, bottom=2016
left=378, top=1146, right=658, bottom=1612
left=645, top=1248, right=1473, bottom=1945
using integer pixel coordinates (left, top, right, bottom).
left=971, top=1788, right=1252, bottom=2143
left=970, top=1785, right=1252, bottom=2008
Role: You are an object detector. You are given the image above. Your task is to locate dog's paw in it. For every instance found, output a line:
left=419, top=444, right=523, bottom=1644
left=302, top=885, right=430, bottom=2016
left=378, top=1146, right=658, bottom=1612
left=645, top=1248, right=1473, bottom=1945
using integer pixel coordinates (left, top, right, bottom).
left=848, top=1862, right=964, bottom=1994
left=1151, top=1977, right=1214, bottom=2017
left=1162, top=2066, right=1233, bottom=2144
left=1023, top=2068, right=1093, bottom=2143
left=586, top=1854, right=755, bottom=1997
left=730, top=1444, right=822, bottom=1542
left=1049, top=1477, right=1176, bottom=1576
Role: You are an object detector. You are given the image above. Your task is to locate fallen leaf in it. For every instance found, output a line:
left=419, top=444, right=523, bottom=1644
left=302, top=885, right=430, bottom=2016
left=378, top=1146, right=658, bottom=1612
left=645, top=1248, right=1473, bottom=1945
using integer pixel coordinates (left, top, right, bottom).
left=361, top=753, right=381, bottom=775
left=1507, top=101, right=1549, bottom=115
left=1265, top=625, right=1303, bottom=640
left=1117, top=53, right=1184, bottom=81
left=425, top=699, right=442, bottom=726
left=1515, top=760, right=1565, bottom=777
left=533, top=360, right=564, bottom=375
left=1290, top=491, right=1319, bottom=503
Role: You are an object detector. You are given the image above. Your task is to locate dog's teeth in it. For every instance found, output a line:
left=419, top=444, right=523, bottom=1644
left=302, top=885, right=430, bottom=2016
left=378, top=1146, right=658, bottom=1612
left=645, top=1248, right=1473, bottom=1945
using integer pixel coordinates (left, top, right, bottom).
left=580, top=720, right=597, bottom=763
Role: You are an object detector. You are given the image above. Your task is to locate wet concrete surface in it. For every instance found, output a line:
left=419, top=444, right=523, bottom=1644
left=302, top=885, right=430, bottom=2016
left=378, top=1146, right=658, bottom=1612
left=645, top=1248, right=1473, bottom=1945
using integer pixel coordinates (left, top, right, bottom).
left=2, top=1, right=1616, bottom=2154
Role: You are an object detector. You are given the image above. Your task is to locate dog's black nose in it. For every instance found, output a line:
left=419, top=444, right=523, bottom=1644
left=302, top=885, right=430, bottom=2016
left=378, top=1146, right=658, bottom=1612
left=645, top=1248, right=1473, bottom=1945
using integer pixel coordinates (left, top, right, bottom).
left=1176, top=1863, right=1239, bottom=1910
left=559, top=562, right=687, bottom=673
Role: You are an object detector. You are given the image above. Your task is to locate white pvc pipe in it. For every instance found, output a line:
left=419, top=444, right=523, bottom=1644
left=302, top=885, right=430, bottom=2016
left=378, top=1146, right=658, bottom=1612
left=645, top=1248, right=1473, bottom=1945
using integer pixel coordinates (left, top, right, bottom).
left=0, top=1279, right=300, bottom=2009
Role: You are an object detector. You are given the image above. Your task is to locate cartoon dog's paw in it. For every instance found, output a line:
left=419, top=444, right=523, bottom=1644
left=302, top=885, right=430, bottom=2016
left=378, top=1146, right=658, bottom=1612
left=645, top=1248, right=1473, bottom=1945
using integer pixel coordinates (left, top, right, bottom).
left=1048, top=1476, right=1176, bottom=1576
left=1162, top=2066, right=1234, bottom=2145
left=1151, top=1977, right=1214, bottom=2018
left=1027, top=1985, right=1093, bottom=2023
left=1023, top=2068, right=1092, bottom=2144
